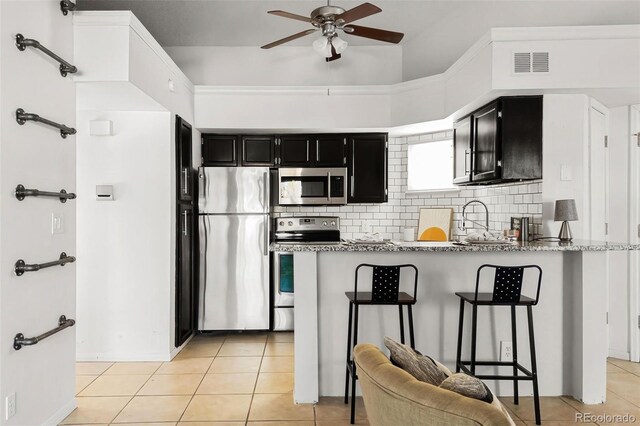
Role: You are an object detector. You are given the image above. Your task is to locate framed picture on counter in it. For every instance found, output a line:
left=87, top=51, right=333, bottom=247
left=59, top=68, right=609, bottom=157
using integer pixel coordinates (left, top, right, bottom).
left=417, top=208, right=453, bottom=241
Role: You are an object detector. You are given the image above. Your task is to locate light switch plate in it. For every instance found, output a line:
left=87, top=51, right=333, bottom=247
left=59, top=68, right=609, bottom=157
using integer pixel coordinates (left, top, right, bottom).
left=5, top=393, right=16, bottom=420
left=51, top=213, right=64, bottom=235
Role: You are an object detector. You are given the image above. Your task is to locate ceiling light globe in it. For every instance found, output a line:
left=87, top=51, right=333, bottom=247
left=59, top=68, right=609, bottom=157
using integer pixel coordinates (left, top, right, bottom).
left=332, top=35, right=348, bottom=54
left=312, top=36, right=331, bottom=57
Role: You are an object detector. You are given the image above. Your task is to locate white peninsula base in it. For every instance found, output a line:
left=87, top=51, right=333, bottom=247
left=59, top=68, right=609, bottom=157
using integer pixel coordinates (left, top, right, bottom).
left=283, top=241, right=635, bottom=406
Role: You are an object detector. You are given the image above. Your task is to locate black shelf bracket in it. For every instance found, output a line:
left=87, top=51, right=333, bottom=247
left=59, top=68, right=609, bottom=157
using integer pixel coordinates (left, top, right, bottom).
left=15, top=108, right=76, bottom=138
left=14, top=252, right=76, bottom=276
left=15, top=34, right=78, bottom=77
left=60, top=0, right=77, bottom=16
left=14, top=315, right=76, bottom=350
left=15, top=184, right=76, bottom=203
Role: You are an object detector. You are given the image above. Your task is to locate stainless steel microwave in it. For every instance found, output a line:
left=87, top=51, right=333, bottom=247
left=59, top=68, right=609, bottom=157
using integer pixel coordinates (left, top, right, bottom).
left=278, top=168, right=347, bottom=205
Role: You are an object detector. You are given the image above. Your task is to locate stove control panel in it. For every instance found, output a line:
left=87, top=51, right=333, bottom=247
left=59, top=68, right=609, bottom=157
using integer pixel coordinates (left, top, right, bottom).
left=275, top=216, right=340, bottom=232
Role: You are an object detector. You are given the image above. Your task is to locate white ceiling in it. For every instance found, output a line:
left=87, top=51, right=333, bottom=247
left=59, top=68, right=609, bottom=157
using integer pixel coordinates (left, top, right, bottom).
left=78, top=0, right=640, bottom=77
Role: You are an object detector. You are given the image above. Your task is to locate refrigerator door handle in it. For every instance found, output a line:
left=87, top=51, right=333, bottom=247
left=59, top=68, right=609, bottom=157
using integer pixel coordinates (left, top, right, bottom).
left=264, top=215, right=269, bottom=255
left=263, top=171, right=269, bottom=213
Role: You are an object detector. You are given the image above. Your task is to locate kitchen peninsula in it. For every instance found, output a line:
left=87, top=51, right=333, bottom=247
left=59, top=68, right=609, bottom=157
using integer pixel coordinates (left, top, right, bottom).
left=271, top=240, right=640, bottom=406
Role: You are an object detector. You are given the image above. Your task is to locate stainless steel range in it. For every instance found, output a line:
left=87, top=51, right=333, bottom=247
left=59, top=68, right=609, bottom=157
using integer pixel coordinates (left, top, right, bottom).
left=271, top=216, right=340, bottom=331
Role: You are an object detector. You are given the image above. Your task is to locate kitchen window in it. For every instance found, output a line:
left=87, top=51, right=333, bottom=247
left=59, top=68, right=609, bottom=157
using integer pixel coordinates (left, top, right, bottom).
left=407, top=135, right=457, bottom=192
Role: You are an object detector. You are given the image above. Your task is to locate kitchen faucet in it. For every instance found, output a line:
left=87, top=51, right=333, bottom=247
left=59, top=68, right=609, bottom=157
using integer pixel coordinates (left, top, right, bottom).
left=460, top=199, right=489, bottom=231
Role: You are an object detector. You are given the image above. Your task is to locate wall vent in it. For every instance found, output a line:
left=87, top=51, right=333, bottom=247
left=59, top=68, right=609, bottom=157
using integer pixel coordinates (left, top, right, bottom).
left=513, top=52, right=549, bottom=74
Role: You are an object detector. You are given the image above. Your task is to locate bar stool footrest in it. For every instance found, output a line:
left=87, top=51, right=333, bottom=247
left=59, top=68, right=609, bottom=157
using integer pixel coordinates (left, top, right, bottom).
left=458, top=361, right=534, bottom=378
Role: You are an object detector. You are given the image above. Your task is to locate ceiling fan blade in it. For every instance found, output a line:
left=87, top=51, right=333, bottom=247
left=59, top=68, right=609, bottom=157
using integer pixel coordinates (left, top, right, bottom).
left=261, top=29, right=318, bottom=49
left=335, top=2, right=381, bottom=24
left=343, top=24, right=404, bottom=44
left=267, top=10, right=313, bottom=23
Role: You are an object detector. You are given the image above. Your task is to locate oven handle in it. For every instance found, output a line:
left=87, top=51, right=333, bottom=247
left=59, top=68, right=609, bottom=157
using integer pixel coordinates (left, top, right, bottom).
left=327, top=170, right=331, bottom=203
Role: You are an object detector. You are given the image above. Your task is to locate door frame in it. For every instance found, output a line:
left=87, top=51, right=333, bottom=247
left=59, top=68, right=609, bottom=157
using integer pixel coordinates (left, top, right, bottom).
left=629, top=105, right=640, bottom=362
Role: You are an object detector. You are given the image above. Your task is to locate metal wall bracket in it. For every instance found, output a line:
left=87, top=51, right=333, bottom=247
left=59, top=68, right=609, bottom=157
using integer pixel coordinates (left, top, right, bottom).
left=15, top=108, right=76, bottom=138
left=60, top=0, right=77, bottom=16
left=15, top=184, right=76, bottom=203
left=15, top=34, right=77, bottom=77
left=14, top=315, right=76, bottom=350
left=14, top=252, right=76, bottom=276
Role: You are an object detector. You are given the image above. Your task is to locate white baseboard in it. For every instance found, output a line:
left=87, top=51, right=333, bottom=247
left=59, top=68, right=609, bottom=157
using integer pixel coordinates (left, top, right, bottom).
left=76, top=352, right=172, bottom=362
left=43, top=398, right=76, bottom=426
left=608, top=350, right=631, bottom=361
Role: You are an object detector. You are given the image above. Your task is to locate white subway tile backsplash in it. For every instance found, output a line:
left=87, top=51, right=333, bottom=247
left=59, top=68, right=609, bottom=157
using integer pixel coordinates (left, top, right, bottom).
left=274, top=132, right=543, bottom=239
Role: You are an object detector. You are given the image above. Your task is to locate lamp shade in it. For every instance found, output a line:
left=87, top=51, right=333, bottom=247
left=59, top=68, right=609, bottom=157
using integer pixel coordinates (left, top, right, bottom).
left=554, top=199, right=578, bottom=221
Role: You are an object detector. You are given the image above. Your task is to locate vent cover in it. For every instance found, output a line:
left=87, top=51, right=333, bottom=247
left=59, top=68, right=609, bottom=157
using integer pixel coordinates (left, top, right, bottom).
left=513, top=52, right=549, bottom=74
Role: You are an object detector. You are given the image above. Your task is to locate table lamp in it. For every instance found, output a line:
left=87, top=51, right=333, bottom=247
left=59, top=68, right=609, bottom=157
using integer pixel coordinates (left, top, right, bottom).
left=554, top=199, right=578, bottom=242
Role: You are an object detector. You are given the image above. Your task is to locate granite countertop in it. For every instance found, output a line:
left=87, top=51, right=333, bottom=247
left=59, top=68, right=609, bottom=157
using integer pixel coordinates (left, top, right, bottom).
left=270, top=239, right=640, bottom=253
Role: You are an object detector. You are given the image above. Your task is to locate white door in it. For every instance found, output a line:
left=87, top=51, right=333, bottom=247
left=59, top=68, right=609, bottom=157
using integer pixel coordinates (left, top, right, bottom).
left=630, top=106, right=640, bottom=362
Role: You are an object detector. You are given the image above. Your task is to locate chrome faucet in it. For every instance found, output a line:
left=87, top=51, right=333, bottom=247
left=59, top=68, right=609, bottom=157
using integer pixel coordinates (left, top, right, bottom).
left=460, top=199, right=489, bottom=231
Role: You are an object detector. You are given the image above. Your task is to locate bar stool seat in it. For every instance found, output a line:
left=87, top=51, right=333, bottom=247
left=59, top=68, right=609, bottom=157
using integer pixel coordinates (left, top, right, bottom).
left=455, top=292, right=536, bottom=305
left=345, top=291, right=416, bottom=304
left=455, top=264, right=543, bottom=425
left=344, top=263, right=418, bottom=425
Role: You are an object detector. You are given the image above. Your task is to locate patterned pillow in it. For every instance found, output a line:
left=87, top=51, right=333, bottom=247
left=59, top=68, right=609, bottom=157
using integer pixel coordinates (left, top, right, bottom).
left=384, top=337, right=451, bottom=386
left=439, top=373, right=493, bottom=403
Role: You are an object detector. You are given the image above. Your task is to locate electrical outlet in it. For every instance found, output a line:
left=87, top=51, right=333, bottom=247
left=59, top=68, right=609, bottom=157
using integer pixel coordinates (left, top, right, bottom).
left=5, top=393, right=16, bottom=420
left=500, top=341, right=513, bottom=362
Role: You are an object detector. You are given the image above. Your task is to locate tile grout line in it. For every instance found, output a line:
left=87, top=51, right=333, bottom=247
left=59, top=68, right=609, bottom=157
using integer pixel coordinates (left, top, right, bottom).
left=176, top=336, right=226, bottom=423
left=245, top=338, right=268, bottom=424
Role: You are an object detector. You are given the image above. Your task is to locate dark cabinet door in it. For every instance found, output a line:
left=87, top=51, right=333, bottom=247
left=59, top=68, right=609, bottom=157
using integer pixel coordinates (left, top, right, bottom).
left=347, top=134, right=388, bottom=203
left=176, top=204, right=194, bottom=347
left=472, top=101, right=501, bottom=182
left=501, top=96, right=542, bottom=180
left=202, top=135, right=238, bottom=166
left=177, top=116, right=193, bottom=200
left=278, top=135, right=312, bottom=167
left=453, top=116, right=473, bottom=185
left=315, top=135, right=346, bottom=167
left=241, top=136, right=275, bottom=166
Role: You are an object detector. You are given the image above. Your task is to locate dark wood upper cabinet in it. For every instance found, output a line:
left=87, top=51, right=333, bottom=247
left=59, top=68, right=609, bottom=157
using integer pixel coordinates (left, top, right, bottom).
left=453, top=116, right=473, bottom=185
left=241, top=136, right=275, bottom=166
left=500, top=96, right=542, bottom=181
left=202, top=135, right=238, bottom=166
left=347, top=134, right=388, bottom=203
left=278, top=135, right=312, bottom=167
left=472, top=101, right=501, bottom=182
left=315, top=135, right=347, bottom=167
left=455, top=95, right=542, bottom=185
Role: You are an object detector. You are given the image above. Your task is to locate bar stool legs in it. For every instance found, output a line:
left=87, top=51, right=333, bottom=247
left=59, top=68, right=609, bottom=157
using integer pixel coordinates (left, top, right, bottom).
left=470, top=304, right=478, bottom=375
left=344, top=302, right=416, bottom=424
left=511, top=305, right=519, bottom=405
left=456, top=298, right=464, bottom=373
left=528, top=305, right=541, bottom=425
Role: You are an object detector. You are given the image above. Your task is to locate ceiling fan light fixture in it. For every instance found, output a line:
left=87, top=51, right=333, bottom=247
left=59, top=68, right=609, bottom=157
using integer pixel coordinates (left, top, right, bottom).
left=312, top=36, right=331, bottom=57
left=332, top=35, right=348, bottom=54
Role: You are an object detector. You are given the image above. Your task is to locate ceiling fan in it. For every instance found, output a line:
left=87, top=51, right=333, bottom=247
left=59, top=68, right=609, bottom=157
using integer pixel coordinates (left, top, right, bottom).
left=261, top=2, right=404, bottom=62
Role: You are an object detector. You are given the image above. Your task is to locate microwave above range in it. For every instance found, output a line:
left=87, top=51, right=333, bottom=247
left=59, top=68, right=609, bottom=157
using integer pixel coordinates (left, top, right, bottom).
left=278, top=168, right=347, bottom=206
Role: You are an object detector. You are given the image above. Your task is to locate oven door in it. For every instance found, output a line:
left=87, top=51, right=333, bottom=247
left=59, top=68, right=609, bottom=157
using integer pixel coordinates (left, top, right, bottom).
left=272, top=252, right=294, bottom=307
left=278, top=167, right=346, bottom=205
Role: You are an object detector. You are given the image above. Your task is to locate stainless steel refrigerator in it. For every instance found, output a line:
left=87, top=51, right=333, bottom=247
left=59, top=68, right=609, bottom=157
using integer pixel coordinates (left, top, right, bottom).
left=198, top=167, right=270, bottom=330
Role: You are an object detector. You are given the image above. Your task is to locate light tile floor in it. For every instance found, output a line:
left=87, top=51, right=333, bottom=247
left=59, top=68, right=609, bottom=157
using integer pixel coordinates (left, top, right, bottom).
left=63, top=332, right=639, bottom=425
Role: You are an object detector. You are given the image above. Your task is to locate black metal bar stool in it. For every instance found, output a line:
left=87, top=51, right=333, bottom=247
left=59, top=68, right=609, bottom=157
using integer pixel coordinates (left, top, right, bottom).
left=344, top=263, right=418, bottom=424
left=455, top=264, right=543, bottom=425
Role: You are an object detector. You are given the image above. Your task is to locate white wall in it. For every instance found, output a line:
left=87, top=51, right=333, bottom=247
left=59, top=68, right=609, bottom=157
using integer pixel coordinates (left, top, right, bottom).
left=541, top=95, right=590, bottom=238
left=165, top=46, right=403, bottom=86
left=0, top=1, right=76, bottom=424
left=76, top=111, right=173, bottom=360
left=74, top=12, right=198, bottom=359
